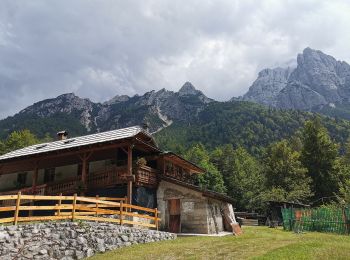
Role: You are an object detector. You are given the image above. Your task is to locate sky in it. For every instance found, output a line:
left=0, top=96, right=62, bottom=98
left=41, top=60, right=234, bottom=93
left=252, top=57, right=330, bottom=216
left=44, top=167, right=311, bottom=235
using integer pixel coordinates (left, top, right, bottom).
left=0, top=0, right=350, bottom=119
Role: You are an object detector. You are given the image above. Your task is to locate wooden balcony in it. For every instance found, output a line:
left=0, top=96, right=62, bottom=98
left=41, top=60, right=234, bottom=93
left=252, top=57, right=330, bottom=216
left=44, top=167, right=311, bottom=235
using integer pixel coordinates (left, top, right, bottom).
left=0, top=165, right=159, bottom=205
left=134, top=165, right=158, bottom=188
left=87, top=166, right=128, bottom=189
left=163, top=170, right=197, bottom=185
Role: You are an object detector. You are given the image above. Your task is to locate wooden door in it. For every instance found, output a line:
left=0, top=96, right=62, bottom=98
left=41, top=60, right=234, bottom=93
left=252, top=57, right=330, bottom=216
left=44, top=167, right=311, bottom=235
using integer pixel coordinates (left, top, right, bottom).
left=168, top=199, right=181, bottom=233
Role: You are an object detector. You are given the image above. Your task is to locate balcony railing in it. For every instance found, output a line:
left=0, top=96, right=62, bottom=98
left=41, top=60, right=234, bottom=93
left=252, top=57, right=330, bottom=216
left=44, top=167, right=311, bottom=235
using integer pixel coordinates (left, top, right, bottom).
left=0, top=185, right=47, bottom=206
left=134, top=165, right=158, bottom=188
left=163, top=170, right=197, bottom=185
left=87, top=166, right=128, bottom=189
left=0, top=165, right=159, bottom=205
left=45, top=178, right=80, bottom=195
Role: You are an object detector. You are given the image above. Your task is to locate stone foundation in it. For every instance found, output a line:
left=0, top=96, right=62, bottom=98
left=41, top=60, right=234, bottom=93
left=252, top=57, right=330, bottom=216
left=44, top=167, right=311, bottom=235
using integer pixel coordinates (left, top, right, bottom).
left=0, top=222, right=176, bottom=260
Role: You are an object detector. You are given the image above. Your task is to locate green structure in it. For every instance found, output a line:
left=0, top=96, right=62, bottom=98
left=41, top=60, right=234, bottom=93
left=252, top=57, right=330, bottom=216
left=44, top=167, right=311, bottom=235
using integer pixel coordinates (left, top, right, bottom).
left=282, top=207, right=350, bottom=235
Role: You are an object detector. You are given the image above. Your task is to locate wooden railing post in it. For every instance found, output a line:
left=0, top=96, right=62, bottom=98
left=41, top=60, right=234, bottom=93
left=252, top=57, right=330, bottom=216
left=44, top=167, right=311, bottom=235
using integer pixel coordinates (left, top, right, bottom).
left=57, top=193, right=62, bottom=217
left=95, top=195, right=99, bottom=217
left=120, top=200, right=123, bottom=226
left=124, top=196, right=128, bottom=212
left=72, top=193, right=77, bottom=221
left=155, top=208, right=159, bottom=231
left=14, top=191, right=21, bottom=225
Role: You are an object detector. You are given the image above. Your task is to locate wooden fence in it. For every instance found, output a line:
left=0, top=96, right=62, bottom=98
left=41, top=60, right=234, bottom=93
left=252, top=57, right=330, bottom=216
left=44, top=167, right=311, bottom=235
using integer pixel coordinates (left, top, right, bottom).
left=0, top=192, right=160, bottom=230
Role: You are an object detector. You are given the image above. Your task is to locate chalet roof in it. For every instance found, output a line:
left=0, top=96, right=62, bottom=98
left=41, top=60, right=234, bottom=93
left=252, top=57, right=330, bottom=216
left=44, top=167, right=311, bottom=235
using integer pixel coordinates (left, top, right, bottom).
left=161, top=151, right=204, bottom=174
left=0, top=126, right=155, bottom=163
left=161, top=176, right=234, bottom=204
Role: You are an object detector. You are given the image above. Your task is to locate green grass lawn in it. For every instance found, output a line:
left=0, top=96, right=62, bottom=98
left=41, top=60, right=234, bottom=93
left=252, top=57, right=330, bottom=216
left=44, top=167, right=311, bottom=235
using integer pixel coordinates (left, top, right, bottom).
left=89, top=227, right=350, bottom=260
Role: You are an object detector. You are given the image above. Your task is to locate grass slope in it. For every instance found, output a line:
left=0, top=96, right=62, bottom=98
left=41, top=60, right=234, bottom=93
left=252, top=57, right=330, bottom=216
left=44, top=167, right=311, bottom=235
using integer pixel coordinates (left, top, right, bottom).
left=89, top=227, right=350, bottom=260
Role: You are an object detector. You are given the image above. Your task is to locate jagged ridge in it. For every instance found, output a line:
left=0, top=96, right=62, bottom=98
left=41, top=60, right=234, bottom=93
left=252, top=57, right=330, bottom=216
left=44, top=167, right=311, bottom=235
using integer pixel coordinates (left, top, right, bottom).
left=0, top=82, right=214, bottom=139
left=241, top=47, right=350, bottom=111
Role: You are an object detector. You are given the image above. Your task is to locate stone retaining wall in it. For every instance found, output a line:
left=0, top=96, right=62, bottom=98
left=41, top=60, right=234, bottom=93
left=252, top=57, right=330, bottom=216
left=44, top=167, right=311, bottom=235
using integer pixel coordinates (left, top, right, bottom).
left=0, top=222, right=176, bottom=260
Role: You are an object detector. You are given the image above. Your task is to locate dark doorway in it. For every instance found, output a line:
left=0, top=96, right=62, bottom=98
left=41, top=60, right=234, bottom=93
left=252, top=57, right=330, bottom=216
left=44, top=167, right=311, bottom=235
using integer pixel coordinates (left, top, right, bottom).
left=168, top=199, right=181, bottom=233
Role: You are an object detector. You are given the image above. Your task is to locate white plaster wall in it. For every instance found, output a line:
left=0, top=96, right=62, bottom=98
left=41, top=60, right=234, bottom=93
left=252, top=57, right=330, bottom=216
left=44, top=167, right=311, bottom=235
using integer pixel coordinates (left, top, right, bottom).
left=0, top=171, right=34, bottom=191
left=37, top=169, right=45, bottom=185
left=55, top=164, right=78, bottom=181
left=89, top=160, right=109, bottom=173
left=0, top=173, right=21, bottom=191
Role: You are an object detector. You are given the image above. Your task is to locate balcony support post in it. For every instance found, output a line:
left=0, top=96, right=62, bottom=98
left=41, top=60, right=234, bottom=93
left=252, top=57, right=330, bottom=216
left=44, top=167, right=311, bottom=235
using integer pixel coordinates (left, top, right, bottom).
left=79, top=152, right=92, bottom=196
left=29, top=162, right=39, bottom=216
left=32, top=162, right=39, bottom=194
left=81, top=158, right=87, bottom=196
left=127, top=145, right=133, bottom=205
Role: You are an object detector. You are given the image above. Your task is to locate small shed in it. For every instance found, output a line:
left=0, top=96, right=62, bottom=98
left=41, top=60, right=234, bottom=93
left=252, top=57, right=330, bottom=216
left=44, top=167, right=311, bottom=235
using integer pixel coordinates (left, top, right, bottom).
left=157, top=177, right=235, bottom=234
left=266, top=200, right=310, bottom=226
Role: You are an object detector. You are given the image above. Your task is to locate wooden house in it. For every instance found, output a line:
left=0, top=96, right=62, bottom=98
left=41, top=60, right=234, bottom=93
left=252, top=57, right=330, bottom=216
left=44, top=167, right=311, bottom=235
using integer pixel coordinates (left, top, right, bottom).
left=0, top=126, right=234, bottom=234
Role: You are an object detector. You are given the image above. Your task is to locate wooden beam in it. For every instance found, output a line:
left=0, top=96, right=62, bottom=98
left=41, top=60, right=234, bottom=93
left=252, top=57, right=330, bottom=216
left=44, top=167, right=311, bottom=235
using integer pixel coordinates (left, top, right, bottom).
left=14, top=192, right=21, bottom=225
left=121, top=147, right=128, bottom=155
left=32, top=162, right=39, bottom=193
left=80, top=154, right=88, bottom=194
left=127, top=145, right=133, bottom=205
left=29, top=163, right=39, bottom=217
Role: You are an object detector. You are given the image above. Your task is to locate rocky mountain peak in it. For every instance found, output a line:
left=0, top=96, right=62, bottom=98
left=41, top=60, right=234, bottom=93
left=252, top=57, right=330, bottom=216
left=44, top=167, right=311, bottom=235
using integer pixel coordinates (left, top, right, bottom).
left=105, top=95, right=130, bottom=105
left=56, top=93, right=78, bottom=100
left=241, top=47, right=350, bottom=110
left=295, top=47, right=339, bottom=76
left=242, top=67, right=293, bottom=106
left=178, top=82, right=198, bottom=96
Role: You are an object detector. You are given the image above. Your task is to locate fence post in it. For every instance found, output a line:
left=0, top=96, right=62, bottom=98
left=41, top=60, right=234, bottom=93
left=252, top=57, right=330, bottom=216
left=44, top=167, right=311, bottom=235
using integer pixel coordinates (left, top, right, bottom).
left=95, top=195, right=99, bottom=217
left=342, top=207, right=349, bottom=235
left=289, top=207, right=293, bottom=231
left=155, top=208, right=159, bottom=231
left=72, top=193, right=77, bottom=221
left=120, top=200, right=123, bottom=226
left=57, top=193, right=62, bottom=217
left=14, top=191, right=21, bottom=225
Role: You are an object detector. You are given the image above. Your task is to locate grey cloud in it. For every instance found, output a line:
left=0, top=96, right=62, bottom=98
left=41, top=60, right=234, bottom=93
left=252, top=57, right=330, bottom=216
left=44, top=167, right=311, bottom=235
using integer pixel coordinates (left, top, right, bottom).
left=0, top=0, right=350, bottom=119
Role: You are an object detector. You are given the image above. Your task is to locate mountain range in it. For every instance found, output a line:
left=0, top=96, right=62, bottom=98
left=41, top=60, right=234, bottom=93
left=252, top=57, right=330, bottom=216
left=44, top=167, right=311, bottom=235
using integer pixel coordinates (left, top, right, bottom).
left=241, top=47, right=350, bottom=118
left=1, top=47, right=350, bottom=154
left=0, top=82, right=213, bottom=139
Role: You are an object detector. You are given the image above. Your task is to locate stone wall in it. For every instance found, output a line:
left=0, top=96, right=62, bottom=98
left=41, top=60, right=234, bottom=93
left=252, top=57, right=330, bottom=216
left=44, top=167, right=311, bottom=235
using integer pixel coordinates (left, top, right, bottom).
left=157, top=180, right=225, bottom=234
left=207, top=199, right=225, bottom=234
left=0, top=222, right=176, bottom=260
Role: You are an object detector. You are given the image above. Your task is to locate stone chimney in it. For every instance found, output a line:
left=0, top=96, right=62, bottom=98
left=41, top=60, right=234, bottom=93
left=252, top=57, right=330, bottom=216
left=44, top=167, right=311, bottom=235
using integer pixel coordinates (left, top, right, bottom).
left=141, top=123, right=149, bottom=132
left=57, top=130, right=68, bottom=140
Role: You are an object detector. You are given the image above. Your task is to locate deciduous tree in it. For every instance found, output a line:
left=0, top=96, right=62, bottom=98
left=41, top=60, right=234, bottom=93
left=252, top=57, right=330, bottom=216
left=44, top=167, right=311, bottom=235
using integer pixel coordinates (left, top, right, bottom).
left=263, top=140, right=312, bottom=203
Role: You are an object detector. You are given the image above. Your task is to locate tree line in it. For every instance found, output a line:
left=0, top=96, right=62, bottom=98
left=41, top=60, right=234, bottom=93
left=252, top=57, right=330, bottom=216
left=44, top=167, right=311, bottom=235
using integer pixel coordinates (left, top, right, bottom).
left=183, top=117, right=350, bottom=211
left=1, top=118, right=350, bottom=212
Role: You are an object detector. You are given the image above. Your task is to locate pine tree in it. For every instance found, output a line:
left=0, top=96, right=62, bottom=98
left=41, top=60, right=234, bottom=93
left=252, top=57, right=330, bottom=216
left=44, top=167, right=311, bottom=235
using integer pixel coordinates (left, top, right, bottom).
left=0, top=141, right=5, bottom=155
left=300, top=118, right=339, bottom=201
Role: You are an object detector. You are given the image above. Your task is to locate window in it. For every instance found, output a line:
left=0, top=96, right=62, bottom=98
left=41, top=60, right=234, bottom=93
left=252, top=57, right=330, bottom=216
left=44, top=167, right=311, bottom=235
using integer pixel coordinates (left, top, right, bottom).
left=44, top=168, right=55, bottom=183
left=17, top=173, right=27, bottom=187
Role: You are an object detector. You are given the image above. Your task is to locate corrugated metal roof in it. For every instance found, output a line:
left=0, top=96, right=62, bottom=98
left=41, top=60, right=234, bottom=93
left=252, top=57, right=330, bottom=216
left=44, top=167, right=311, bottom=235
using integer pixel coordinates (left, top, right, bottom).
left=0, top=126, right=150, bottom=162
